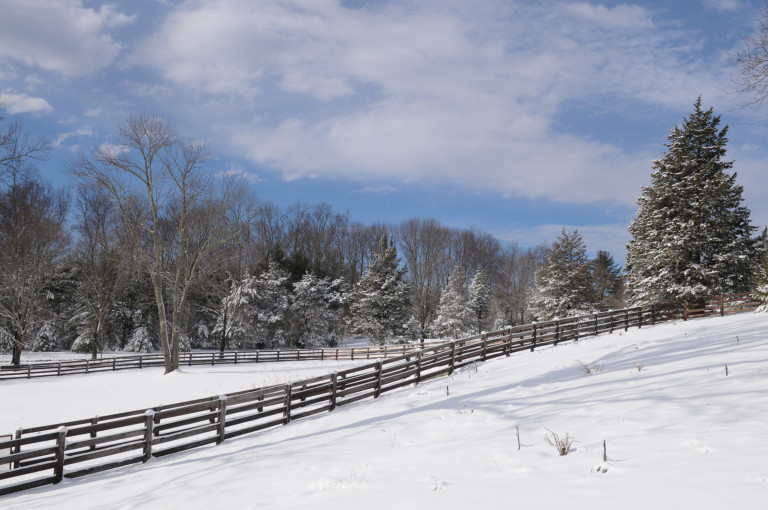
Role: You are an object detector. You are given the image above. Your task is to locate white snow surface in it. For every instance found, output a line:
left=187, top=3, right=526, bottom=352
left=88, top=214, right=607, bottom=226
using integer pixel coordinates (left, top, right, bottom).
left=3, top=313, right=768, bottom=509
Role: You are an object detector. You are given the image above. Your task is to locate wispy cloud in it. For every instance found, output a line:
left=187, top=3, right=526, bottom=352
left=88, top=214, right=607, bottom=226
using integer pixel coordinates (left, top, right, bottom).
left=126, top=0, right=732, bottom=207
left=215, top=166, right=264, bottom=184
left=52, top=128, right=94, bottom=148
left=703, top=0, right=744, bottom=13
left=355, top=185, right=398, bottom=194
left=0, top=92, right=52, bottom=114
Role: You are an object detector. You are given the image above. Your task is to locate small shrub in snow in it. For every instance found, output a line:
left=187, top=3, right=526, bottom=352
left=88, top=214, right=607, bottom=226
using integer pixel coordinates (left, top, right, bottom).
left=578, top=359, right=603, bottom=375
left=544, top=429, right=576, bottom=456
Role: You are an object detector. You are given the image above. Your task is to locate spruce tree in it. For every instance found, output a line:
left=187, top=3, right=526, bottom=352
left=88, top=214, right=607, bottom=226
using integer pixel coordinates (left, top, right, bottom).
left=469, top=268, right=492, bottom=334
left=529, top=229, right=597, bottom=320
left=754, top=254, right=768, bottom=312
left=214, top=263, right=290, bottom=349
left=348, top=233, right=412, bottom=345
left=430, top=265, right=475, bottom=339
left=288, top=273, right=346, bottom=347
left=592, top=250, right=623, bottom=310
left=626, top=98, right=765, bottom=306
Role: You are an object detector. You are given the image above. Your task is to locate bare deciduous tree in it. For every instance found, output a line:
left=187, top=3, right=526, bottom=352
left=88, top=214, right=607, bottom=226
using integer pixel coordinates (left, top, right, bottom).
left=0, top=176, right=69, bottom=364
left=71, top=113, right=254, bottom=373
left=72, top=187, right=132, bottom=359
left=732, top=7, right=768, bottom=108
left=0, top=116, right=50, bottom=180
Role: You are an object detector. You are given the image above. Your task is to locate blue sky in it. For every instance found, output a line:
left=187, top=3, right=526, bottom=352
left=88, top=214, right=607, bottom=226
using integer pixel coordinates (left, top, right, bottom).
left=1, top=0, right=767, bottom=264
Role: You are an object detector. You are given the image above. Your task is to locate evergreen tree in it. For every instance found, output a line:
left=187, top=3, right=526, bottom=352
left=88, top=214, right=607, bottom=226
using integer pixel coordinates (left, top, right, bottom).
left=754, top=254, right=768, bottom=312
left=288, top=273, right=346, bottom=348
left=626, top=98, right=765, bottom=305
left=214, top=262, right=290, bottom=349
left=529, top=229, right=598, bottom=320
left=31, top=321, right=59, bottom=352
left=124, top=326, right=156, bottom=353
left=430, top=265, right=475, bottom=339
left=348, top=233, right=412, bottom=345
left=469, top=268, right=492, bottom=333
left=592, top=250, right=623, bottom=310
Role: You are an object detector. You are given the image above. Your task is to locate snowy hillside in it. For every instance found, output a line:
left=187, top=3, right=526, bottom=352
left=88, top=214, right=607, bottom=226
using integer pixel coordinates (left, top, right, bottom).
left=4, top=313, right=768, bottom=509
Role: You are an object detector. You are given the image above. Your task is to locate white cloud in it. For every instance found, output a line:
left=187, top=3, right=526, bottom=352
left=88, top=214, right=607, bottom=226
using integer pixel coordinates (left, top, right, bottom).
left=0, top=92, right=53, bottom=114
left=98, top=143, right=129, bottom=158
left=215, top=166, right=264, bottom=184
left=0, top=0, right=127, bottom=76
left=356, top=185, right=398, bottom=194
left=129, top=0, right=739, bottom=206
left=52, top=128, right=94, bottom=148
left=703, top=0, right=743, bottom=12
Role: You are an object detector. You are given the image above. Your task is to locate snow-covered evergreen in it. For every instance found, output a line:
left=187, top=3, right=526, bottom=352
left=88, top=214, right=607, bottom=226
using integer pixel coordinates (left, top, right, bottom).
left=214, top=263, right=290, bottom=349
left=626, top=98, right=765, bottom=306
left=469, top=268, right=492, bottom=334
left=347, top=234, right=412, bottom=345
left=430, top=265, right=475, bottom=339
left=124, top=326, right=155, bottom=353
left=591, top=250, right=623, bottom=310
left=31, top=321, right=59, bottom=352
left=754, top=254, right=768, bottom=313
left=288, top=273, right=345, bottom=347
left=529, top=229, right=598, bottom=320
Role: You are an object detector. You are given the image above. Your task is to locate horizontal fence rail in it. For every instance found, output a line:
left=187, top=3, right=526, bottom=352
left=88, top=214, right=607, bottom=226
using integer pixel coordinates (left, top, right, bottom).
left=0, top=292, right=761, bottom=496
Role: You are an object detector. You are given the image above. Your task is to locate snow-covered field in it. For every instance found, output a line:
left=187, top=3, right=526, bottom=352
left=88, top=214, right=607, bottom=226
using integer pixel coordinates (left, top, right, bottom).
left=3, top=313, right=768, bottom=509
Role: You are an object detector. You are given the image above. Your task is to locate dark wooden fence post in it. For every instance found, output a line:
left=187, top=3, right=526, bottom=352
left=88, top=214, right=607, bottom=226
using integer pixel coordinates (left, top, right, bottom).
left=720, top=295, right=725, bottom=316
left=90, top=416, right=98, bottom=451
left=625, top=309, right=629, bottom=332
left=684, top=302, right=688, bottom=321
left=449, top=342, right=456, bottom=373
left=217, top=396, right=227, bottom=445
left=609, top=311, right=614, bottom=333
left=531, top=323, right=537, bottom=352
left=13, top=428, right=22, bottom=469
left=330, top=373, right=338, bottom=411
left=143, top=410, right=155, bottom=462
left=481, top=334, right=488, bottom=360
left=284, top=384, right=292, bottom=424
left=555, top=320, right=560, bottom=345
left=54, top=427, right=68, bottom=484
left=416, top=351, right=422, bottom=384
left=374, top=361, right=383, bottom=398
left=593, top=313, right=598, bottom=335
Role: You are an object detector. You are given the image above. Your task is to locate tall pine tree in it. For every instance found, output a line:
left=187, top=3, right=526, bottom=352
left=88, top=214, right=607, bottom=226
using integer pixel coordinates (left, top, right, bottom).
left=529, top=229, right=598, bottom=320
left=626, top=98, right=765, bottom=305
left=348, top=233, right=412, bottom=345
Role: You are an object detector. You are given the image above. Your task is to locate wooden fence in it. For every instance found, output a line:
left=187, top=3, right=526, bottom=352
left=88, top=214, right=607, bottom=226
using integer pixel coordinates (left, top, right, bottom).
left=1, top=293, right=759, bottom=382
left=0, top=292, right=760, bottom=496
left=0, top=343, right=443, bottom=381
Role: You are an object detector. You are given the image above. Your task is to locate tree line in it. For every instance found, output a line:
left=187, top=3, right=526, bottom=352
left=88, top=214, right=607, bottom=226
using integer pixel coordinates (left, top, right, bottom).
left=0, top=114, right=626, bottom=371
left=2, top=99, right=765, bottom=373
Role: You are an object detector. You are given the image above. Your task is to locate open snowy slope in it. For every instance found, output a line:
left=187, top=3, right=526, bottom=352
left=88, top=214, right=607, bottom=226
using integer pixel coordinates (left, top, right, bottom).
left=3, top=313, right=768, bottom=509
